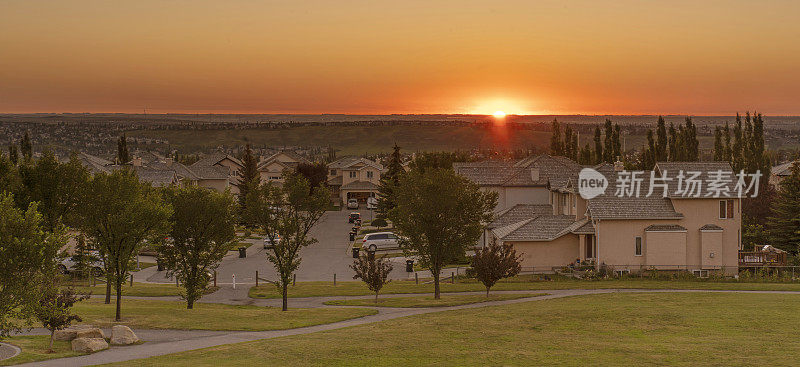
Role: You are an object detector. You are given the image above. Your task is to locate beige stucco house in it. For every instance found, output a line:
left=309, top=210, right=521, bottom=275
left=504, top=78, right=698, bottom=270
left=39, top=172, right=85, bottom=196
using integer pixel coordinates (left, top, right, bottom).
left=326, top=157, right=383, bottom=205
left=458, top=155, right=742, bottom=275
left=257, top=151, right=311, bottom=185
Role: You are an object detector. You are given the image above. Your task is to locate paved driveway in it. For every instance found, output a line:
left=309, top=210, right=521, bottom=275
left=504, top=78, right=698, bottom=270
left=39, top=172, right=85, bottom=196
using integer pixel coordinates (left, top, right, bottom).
left=145, top=210, right=413, bottom=285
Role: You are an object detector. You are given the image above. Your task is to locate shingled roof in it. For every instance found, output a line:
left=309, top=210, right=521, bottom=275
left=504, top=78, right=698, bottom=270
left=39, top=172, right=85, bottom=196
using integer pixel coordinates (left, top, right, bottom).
left=654, top=161, right=735, bottom=198
left=492, top=215, right=577, bottom=241
left=644, top=224, right=687, bottom=232
left=586, top=164, right=684, bottom=220
left=454, top=154, right=582, bottom=188
left=489, top=204, right=553, bottom=228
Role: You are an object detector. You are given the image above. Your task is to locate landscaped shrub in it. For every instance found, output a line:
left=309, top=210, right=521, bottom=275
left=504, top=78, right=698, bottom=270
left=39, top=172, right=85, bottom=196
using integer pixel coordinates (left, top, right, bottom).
left=371, top=218, right=388, bottom=228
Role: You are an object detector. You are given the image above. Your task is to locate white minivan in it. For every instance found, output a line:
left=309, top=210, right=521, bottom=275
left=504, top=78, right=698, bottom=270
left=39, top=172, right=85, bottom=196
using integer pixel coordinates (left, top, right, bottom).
left=361, top=232, right=400, bottom=252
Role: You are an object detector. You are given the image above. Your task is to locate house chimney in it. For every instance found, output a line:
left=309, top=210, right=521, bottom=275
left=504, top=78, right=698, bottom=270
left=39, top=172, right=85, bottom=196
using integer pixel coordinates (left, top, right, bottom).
left=132, top=156, right=142, bottom=167
left=530, top=167, right=540, bottom=182
left=613, top=156, right=624, bottom=172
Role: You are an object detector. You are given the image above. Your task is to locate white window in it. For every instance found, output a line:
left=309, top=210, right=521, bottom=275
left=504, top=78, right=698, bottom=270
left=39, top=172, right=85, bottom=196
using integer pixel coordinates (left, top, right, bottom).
left=719, top=199, right=734, bottom=219
left=635, top=237, right=642, bottom=256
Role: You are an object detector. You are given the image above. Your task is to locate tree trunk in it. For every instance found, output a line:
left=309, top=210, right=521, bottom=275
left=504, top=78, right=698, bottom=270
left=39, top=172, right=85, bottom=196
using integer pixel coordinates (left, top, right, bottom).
left=48, top=329, right=54, bottom=352
left=433, top=271, right=441, bottom=299
left=115, top=280, right=123, bottom=321
left=375, top=291, right=379, bottom=303
left=104, top=273, right=112, bottom=304
left=187, top=298, right=194, bottom=309
left=486, top=286, right=490, bottom=297
left=281, top=283, right=288, bottom=311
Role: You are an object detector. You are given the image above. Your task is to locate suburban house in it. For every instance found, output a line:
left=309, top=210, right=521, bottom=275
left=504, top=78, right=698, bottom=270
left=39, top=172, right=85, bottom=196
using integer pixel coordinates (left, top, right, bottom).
left=257, top=151, right=311, bottom=185
left=457, top=155, right=742, bottom=275
left=326, top=157, right=383, bottom=205
left=190, top=152, right=244, bottom=193
left=75, top=152, right=233, bottom=192
left=770, top=159, right=799, bottom=188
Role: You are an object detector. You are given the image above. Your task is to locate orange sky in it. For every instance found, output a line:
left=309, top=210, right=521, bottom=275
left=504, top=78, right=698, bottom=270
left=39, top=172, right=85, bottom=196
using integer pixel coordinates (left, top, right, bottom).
left=2, top=0, right=799, bottom=115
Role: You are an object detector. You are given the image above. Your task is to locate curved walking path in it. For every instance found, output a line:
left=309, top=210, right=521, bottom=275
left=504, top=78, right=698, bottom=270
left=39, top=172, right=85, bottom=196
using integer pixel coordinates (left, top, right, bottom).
left=15, top=288, right=800, bottom=366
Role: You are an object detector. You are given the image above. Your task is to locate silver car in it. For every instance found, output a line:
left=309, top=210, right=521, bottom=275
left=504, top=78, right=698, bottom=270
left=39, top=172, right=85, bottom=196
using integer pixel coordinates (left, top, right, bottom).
left=361, top=232, right=400, bottom=252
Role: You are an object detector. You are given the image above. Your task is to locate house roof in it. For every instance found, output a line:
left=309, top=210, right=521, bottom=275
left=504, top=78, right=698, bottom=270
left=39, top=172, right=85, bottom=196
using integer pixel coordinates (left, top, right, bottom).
left=700, top=224, right=724, bottom=231
left=489, top=204, right=553, bottom=228
left=586, top=164, right=684, bottom=220
left=132, top=166, right=177, bottom=187
left=328, top=157, right=383, bottom=170
left=569, top=218, right=595, bottom=235
left=341, top=180, right=380, bottom=191
left=454, top=154, right=582, bottom=188
left=188, top=164, right=229, bottom=180
left=258, top=151, right=310, bottom=170
left=193, top=152, right=243, bottom=168
left=773, top=160, right=799, bottom=177
left=75, top=152, right=113, bottom=174
left=644, top=224, right=687, bottom=232
left=654, top=161, right=736, bottom=198
left=493, top=215, right=577, bottom=241
left=327, top=176, right=343, bottom=186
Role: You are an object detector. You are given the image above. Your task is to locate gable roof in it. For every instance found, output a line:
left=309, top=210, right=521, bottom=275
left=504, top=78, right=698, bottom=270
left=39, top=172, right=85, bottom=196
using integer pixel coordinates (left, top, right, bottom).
left=489, top=204, right=553, bottom=228
left=193, top=152, right=243, bottom=168
left=773, top=160, right=799, bottom=177
left=492, top=215, right=577, bottom=242
left=328, top=157, right=383, bottom=170
left=75, top=152, right=113, bottom=174
left=258, top=151, right=310, bottom=170
left=586, top=164, right=684, bottom=220
left=654, top=161, right=735, bottom=198
left=454, top=154, right=582, bottom=188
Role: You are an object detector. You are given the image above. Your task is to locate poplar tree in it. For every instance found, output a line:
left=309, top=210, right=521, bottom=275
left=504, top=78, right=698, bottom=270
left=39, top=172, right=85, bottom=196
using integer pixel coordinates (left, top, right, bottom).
left=549, top=119, right=563, bottom=156
left=117, top=135, right=130, bottom=164
left=655, top=116, right=668, bottom=161
left=377, top=144, right=403, bottom=218
left=238, top=144, right=260, bottom=211
left=714, top=126, right=724, bottom=161
left=603, top=119, right=614, bottom=163
left=668, top=123, right=678, bottom=161
left=593, top=126, right=603, bottom=164
left=20, top=131, right=32, bottom=160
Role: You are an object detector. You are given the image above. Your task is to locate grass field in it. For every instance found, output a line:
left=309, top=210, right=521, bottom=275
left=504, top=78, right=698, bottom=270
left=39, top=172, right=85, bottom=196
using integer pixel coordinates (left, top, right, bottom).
left=71, top=299, right=376, bottom=331
left=64, top=282, right=186, bottom=297
left=0, top=336, right=82, bottom=366
left=323, top=293, right=546, bottom=308
left=111, top=292, right=800, bottom=366
left=249, top=276, right=800, bottom=299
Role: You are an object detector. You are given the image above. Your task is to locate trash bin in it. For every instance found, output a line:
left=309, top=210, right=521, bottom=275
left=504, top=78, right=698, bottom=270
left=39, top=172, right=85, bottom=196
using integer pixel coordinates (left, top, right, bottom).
left=406, top=260, right=414, bottom=272
left=349, top=231, right=355, bottom=241
left=238, top=247, right=247, bottom=258
left=156, top=258, right=164, bottom=271
left=352, top=247, right=360, bottom=258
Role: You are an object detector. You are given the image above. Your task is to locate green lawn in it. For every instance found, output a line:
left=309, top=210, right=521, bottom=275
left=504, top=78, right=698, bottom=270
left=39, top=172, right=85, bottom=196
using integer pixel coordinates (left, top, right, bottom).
left=323, top=293, right=546, bottom=307
left=71, top=299, right=376, bottom=331
left=110, top=292, right=800, bottom=366
left=249, top=276, right=800, bottom=299
left=65, top=282, right=186, bottom=297
left=0, top=335, right=83, bottom=366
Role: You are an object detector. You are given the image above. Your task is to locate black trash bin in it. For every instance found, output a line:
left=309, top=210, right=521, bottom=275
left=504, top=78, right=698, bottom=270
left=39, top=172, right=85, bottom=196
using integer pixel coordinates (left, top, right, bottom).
left=349, top=231, right=355, bottom=241
left=406, top=260, right=414, bottom=272
left=238, top=247, right=247, bottom=258
left=156, top=258, right=164, bottom=271
left=352, top=247, right=360, bottom=258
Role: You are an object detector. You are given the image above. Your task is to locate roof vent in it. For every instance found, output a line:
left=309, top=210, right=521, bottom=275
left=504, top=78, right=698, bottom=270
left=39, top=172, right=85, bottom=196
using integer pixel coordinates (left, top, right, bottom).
left=530, top=168, right=540, bottom=182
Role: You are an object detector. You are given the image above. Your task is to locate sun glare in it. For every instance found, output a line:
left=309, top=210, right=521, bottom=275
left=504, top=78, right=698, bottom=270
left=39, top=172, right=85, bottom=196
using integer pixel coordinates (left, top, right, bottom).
left=493, top=111, right=506, bottom=118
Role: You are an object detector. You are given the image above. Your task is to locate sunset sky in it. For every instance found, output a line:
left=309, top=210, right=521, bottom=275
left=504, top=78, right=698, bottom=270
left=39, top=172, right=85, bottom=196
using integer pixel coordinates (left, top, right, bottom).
left=2, top=0, right=799, bottom=115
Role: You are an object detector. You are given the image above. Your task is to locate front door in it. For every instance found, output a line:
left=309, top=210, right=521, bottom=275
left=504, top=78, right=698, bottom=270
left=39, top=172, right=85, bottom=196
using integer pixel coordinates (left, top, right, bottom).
left=585, top=234, right=594, bottom=259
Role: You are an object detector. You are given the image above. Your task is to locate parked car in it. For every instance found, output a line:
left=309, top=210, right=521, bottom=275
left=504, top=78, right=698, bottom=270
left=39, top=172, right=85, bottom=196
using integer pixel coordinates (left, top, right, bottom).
left=60, top=253, right=104, bottom=276
left=361, top=232, right=400, bottom=252
left=348, top=212, right=361, bottom=223
left=366, top=197, right=378, bottom=210
left=264, top=234, right=281, bottom=250
left=347, top=198, right=359, bottom=209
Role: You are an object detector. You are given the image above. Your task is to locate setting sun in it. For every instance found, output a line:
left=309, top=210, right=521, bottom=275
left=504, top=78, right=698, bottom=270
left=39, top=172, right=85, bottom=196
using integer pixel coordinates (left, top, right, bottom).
left=493, top=111, right=506, bottom=118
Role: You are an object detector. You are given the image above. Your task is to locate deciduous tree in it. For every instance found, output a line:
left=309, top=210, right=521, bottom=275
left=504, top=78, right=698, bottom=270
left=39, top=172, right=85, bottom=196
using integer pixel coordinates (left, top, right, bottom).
left=469, top=240, right=522, bottom=296
left=390, top=167, right=497, bottom=299
left=160, top=186, right=237, bottom=309
left=76, top=169, right=171, bottom=321
left=350, top=253, right=393, bottom=302
left=35, top=286, right=89, bottom=351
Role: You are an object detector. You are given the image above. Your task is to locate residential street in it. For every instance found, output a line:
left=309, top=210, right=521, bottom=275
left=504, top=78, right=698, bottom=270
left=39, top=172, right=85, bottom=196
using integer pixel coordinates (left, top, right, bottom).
left=142, top=210, right=414, bottom=286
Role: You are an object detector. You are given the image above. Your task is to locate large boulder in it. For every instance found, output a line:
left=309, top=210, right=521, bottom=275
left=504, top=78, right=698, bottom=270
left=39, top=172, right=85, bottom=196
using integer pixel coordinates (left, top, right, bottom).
left=110, top=325, right=140, bottom=345
left=53, top=325, right=95, bottom=341
left=71, top=338, right=109, bottom=353
left=75, top=328, right=106, bottom=339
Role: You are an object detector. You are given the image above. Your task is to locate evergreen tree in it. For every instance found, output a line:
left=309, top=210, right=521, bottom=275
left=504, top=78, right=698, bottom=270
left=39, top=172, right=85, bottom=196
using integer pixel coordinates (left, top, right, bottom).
left=570, top=128, right=579, bottom=160
left=668, top=123, right=678, bottom=161
left=603, top=119, right=614, bottom=163
left=683, top=117, right=699, bottom=161
left=593, top=126, right=603, bottom=164
left=20, top=131, right=32, bottom=160
left=8, top=146, right=18, bottom=165
left=732, top=113, right=744, bottom=172
left=723, top=122, right=732, bottom=162
left=768, top=162, right=800, bottom=253
left=238, top=144, right=260, bottom=211
left=641, top=129, right=656, bottom=170
left=549, top=119, right=563, bottom=156
left=714, top=126, right=723, bottom=161
left=612, top=124, right=621, bottom=160
left=655, top=116, right=668, bottom=161
left=117, top=135, right=129, bottom=164
left=579, top=143, right=592, bottom=165
left=377, top=144, right=403, bottom=218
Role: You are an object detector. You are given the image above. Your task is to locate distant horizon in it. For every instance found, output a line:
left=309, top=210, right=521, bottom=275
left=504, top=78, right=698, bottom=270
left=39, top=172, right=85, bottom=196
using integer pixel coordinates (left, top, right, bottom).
left=3, top=112, right=800, bottom=118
